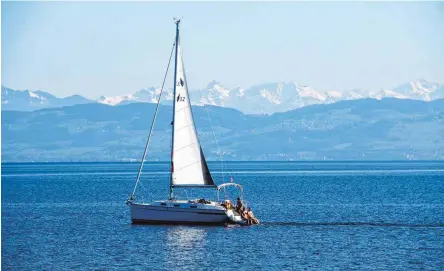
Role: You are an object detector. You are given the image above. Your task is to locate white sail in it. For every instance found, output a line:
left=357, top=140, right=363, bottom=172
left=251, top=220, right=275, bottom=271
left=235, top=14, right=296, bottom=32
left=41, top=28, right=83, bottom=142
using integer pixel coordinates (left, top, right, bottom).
left=171, top=41, right=214, bottom=187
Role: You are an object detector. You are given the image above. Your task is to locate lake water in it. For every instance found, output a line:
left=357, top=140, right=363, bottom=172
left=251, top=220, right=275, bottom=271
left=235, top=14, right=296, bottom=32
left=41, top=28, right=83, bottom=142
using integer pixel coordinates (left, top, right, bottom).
left=2, top=161, right=444, bottom=270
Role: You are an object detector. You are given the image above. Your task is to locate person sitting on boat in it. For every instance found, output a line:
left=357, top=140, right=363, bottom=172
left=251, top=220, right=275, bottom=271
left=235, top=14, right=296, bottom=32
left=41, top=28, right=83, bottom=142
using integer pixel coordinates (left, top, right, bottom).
left=197, top=198, right=210, bottom=204
left=241, top=207, right=248, bottom=220
left=236, top=197, right=243, bottom=213
left=246, top=207, right=256, bottom=225
left=224, top=200, right=232, bottom=209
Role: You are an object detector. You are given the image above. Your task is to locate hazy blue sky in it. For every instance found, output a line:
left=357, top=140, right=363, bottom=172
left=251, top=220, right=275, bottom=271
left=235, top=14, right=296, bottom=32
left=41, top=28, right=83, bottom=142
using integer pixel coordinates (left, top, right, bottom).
left=2, top=1, right=444, bottom=99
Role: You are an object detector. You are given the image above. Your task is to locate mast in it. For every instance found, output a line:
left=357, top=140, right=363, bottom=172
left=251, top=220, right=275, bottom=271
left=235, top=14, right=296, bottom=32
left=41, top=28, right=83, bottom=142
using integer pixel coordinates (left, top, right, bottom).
left=169, top=19, right=180, bottom=200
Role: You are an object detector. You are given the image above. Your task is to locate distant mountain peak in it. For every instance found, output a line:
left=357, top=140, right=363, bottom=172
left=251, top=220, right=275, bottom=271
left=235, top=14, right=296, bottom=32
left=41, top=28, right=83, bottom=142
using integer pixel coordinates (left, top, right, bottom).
left=79, top=79, right=444, bottom=113
left=3, top=79, right=443, bottom=114
left=1, top=87, right=93, bottom=111
left=206, top=80, right=222, bottom=88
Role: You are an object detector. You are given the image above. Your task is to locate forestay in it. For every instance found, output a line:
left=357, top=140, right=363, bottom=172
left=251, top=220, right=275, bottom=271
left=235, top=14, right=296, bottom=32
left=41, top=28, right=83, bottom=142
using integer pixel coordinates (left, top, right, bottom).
left=171, top=40, right=215, bottom=187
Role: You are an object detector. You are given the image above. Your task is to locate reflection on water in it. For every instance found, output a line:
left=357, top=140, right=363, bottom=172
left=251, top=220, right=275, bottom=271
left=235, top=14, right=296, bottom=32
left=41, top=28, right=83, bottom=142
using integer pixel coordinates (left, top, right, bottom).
left=165, top=227, right=208, bottom=269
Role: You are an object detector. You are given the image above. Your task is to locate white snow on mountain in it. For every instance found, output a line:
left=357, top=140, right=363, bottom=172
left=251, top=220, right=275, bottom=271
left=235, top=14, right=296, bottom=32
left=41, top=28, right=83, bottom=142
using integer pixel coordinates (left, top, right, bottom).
left=193, top=81, right=231, bottom=106
left=325, top=90, right=342, bottom=99
left=373, top=89, right=409, bottom=100
left=1, top=86, right=94, bottom=111
left=96, top=87, right=172, bottom=105
left=297, top=85, right=327, bottom=102
left=4, top=79, right=443, bottom=114
left=260, top=87, right=281, bottom=104
left=97, top=94, right=133, bottom=105
left=28, top=91, right=43, bottom=100
left=94, top=79, right=444, bottom=114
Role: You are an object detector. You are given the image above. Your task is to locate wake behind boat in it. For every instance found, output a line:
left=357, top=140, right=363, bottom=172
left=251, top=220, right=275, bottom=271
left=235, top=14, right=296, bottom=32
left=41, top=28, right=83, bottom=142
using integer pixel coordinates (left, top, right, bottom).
left=126, top=19, right=258, bottom=226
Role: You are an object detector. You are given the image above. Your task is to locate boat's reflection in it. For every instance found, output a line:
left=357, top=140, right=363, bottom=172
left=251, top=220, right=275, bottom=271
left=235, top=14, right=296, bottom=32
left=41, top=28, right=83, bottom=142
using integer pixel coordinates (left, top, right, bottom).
left=164, top=226, right=208, bottom=268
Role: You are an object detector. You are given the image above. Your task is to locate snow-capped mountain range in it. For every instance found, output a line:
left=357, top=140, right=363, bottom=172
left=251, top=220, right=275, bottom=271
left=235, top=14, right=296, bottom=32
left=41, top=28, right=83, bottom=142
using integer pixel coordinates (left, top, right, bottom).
left=1, top=86, right=92, bottom=111
left=95, top=79, right=444, bottom=114
left=2, top=79, right=444, bottom=114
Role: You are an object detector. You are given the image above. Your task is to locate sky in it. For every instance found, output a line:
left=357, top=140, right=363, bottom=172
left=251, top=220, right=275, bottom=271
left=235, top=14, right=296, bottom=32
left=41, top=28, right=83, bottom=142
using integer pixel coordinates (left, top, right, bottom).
left=1, top=1, right=444, bottom=99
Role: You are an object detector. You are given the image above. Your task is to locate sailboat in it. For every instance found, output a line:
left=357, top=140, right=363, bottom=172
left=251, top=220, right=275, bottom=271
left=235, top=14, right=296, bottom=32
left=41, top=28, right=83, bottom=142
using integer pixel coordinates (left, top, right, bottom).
left=126, top=19, right=251, bottom=225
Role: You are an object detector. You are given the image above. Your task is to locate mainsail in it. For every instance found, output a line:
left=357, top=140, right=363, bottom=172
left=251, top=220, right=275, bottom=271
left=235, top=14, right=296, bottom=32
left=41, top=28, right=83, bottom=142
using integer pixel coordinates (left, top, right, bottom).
left=171, top=40, right=215, bottom=187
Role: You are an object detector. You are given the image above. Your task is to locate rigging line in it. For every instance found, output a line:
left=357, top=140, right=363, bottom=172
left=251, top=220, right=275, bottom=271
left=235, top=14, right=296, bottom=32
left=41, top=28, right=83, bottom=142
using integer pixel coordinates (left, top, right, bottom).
left=197, top=94, right=227, bottom=183
left=129, top=42, right=176, bottom=200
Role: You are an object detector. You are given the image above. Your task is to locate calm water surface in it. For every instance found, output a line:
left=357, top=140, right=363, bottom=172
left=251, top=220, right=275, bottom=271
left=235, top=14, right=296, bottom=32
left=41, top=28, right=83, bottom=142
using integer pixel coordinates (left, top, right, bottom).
left=2, top=161, right=444, bottom=270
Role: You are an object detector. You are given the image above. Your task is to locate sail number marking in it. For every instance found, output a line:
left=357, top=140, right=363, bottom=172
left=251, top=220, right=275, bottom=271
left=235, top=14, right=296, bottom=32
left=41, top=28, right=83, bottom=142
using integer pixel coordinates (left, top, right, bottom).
left=176, top=94, right=185, bottom=102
